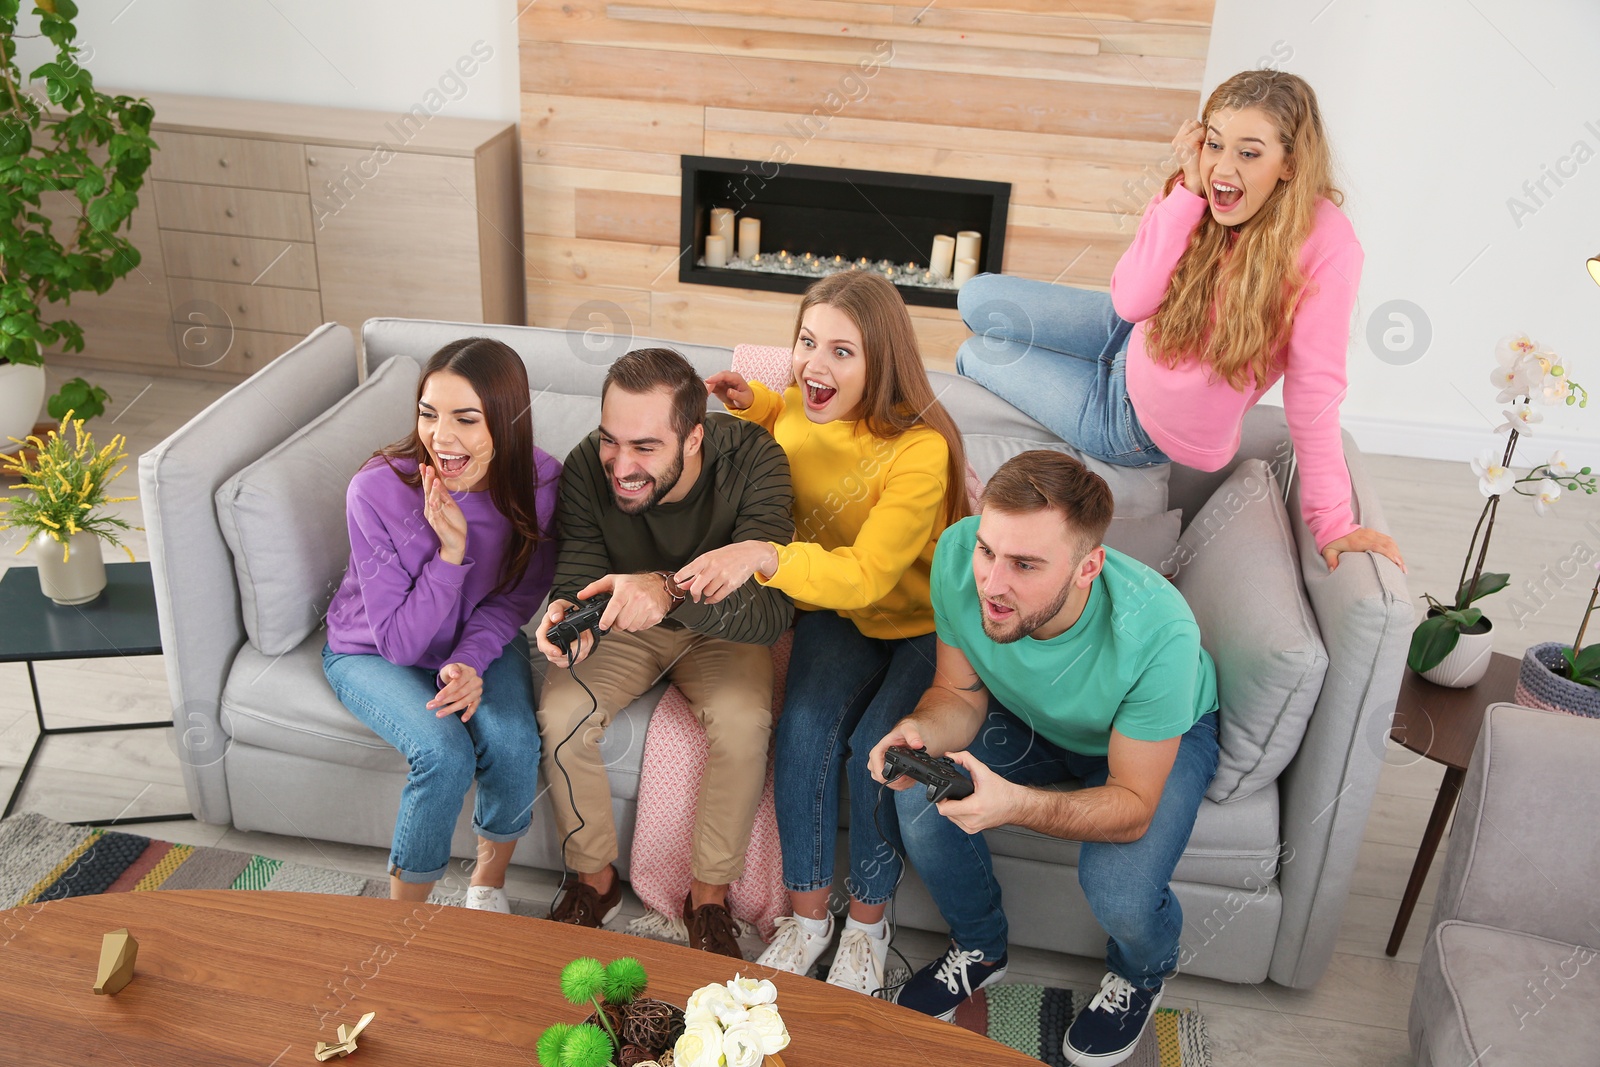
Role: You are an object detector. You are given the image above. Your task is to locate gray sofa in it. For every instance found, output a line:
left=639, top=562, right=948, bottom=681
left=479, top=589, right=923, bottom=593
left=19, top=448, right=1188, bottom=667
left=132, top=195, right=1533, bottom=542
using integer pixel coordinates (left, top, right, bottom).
left=1408, top=702, right=1600, bottom=1065
left=139, top=317, right=1411, bottom=988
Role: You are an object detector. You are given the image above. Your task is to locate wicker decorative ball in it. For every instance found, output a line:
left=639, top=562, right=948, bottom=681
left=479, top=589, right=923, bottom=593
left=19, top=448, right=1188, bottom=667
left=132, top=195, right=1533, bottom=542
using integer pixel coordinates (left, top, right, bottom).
left=621, top=997, right=686, bottom=1052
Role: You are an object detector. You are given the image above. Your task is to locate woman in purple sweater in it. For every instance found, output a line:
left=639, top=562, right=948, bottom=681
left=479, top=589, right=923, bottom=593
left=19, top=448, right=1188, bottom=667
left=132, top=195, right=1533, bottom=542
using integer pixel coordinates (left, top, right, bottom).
left=323, top=338, right=561, bottom=909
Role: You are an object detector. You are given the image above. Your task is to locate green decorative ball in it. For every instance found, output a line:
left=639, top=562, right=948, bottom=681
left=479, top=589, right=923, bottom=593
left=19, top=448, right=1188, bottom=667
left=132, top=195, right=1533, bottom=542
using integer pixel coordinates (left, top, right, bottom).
left=560, top=957, right=606, bottom=1006
left=602, top=957, right=649, bottom=1003
left=563, top=1023, right=615, bottom=1067
left=536, top=1023, right=574, bottom=1067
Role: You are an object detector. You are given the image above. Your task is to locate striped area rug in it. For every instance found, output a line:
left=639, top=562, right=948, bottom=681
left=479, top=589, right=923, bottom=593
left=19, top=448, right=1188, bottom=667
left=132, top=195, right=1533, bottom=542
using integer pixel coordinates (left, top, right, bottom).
left=0, top=811, right=390, bottom=908
left=955, top=983, right=1210, bottom=1067
left=2, top=813, right=1211, bottom=1065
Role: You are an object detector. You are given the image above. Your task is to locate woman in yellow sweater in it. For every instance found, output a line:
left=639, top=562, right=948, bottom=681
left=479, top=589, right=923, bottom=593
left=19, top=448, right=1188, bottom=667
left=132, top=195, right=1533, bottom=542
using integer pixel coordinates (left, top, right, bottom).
left=682, top=270, right=968, bottom=995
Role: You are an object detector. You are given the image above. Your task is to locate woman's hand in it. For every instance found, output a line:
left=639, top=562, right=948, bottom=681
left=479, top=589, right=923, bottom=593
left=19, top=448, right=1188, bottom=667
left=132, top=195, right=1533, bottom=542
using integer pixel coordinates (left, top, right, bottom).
left=430, top=662, right=483, bottom=720
left=705, top=370, right=754, bottom=412
left=1171, top=117, right=1205, bottom=197
left=676, top=541, right=779, bottom=604
left=421, top=464, right=468, bottom=566
left=1322, top=527, right=1407, bottom=574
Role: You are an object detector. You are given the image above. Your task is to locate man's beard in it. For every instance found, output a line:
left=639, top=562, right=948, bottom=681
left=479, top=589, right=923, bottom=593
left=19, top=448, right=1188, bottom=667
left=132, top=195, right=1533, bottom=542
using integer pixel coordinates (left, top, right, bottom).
left=606, top=441, right=685, bottom=515
left=979, top=575, right=1075, bottom=644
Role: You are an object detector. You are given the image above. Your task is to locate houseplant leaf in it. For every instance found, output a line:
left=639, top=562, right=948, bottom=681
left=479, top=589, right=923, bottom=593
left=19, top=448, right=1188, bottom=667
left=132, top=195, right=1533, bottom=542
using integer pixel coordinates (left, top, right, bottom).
left=1455, top=572, right=1509, bottom=607
left=1408, top=614, right=1463, bottom=674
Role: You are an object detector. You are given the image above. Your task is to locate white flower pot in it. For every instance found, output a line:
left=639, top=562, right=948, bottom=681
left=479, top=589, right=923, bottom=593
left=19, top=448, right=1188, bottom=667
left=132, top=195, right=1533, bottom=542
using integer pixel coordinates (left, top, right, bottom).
left=0, top=363, right=46, bottom=455
left=1420, top=615, right=1496, bottom=688
left=34, top=530, right=107, bottom=605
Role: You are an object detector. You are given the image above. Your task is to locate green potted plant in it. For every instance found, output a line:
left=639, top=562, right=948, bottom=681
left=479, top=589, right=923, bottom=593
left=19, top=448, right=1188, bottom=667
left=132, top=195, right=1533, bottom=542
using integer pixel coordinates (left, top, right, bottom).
left=0, top=0, right=157, bottom=449
left=1408, top=334, right=1594, bottom=686
left=1514, top=561, right=1600, bottom=718
left=0, top=409, right=136, bottom=603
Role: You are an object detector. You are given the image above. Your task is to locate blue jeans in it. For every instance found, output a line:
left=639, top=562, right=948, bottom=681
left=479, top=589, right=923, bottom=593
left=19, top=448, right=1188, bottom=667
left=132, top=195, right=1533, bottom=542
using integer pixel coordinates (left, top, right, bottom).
left=955, top=274, right=1168, bottom=467
left=322, top=633, right=540, bottom=883
left=773, top=610, right=937, bottom=905
left=892, top=701, right=1219, bottom=987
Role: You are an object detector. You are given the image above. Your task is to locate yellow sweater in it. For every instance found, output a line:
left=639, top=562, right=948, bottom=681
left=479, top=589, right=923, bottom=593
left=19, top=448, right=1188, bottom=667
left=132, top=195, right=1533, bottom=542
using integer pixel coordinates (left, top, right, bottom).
left=732, top=382, right=951, bottom=640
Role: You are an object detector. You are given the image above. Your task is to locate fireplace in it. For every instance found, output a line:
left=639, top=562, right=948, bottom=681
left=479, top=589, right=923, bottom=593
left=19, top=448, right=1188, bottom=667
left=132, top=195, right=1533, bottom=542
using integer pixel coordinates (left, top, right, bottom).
left=678, top=155, right=1010, bottom=310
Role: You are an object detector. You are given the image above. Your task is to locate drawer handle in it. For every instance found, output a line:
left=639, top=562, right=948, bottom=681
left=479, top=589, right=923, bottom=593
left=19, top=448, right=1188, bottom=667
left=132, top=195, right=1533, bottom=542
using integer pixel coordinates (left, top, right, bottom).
left=219, top=158, right=229, bottom=168
left=225, top=207, right=236, bottom=218
left=237, top=303, right=247, bottom=313
left=307, top=156, right=317, bottom=166
left=231, top=257, right=241, bottom=267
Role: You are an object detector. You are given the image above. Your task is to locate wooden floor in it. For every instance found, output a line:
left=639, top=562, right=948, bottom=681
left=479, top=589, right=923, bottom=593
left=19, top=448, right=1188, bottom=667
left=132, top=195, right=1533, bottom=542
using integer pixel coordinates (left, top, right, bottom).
left=7, top=360, right=1582, bottom=1066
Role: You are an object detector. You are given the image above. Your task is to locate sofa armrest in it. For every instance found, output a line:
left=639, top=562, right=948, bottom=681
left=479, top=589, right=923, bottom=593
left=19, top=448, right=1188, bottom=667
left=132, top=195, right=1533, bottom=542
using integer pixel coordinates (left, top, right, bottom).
left=1433, top=702, right=1600, bottom=947
left=138, top=324, right=358, bottom=824
left=1270, top=430, right=1413, bottom=986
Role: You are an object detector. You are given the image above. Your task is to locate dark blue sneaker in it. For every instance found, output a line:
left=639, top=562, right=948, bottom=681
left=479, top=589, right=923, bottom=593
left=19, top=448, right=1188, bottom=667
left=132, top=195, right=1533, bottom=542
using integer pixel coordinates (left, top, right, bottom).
left=894, top=943, right=1008, bottom=1021
left=1063, top=972, right=1164, bottom=1066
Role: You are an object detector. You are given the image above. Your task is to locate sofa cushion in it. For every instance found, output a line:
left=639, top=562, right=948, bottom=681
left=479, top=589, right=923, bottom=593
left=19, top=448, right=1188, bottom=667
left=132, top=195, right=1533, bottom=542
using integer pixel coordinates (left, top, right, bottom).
left=215, top=355, right=421, bottom=656
left=220, top=628, right=659, bottom=801
left=1105, top=509, right=1182, bottom=574
left=1413, top=920, right=1600, bottom=1067
left=1174, top=458, right=1328, bottom=802
left=933, top=372, right=1170, bottom=517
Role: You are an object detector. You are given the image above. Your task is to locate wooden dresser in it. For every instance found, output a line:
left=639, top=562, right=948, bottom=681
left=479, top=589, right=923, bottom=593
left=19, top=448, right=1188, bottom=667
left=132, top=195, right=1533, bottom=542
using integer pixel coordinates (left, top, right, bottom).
left=46, top=91, right=523, bottom=381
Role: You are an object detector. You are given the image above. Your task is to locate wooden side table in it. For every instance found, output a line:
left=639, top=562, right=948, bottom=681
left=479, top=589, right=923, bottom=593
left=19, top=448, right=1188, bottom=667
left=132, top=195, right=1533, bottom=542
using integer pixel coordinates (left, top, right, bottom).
left=1384, top=652, right=1519, bottom=956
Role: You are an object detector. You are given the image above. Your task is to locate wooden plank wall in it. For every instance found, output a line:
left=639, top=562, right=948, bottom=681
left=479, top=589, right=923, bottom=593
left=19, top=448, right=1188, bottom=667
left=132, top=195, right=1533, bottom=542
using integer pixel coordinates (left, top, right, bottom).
left=519, top=0, right=1209, bottom=371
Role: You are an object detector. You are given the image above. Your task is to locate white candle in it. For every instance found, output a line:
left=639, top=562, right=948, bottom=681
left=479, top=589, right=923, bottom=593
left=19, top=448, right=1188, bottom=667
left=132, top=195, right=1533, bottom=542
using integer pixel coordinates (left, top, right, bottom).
left=953, top=257, right=978, bottom=287
left=705, top=234, right=728, bottom=268
left=710, top=208, right=735, bottom=247
left=930, top=234, right=956, bottom=279
left=956, top=231, right=982, bottom=267
left=738, top=217, right=761, bottom=261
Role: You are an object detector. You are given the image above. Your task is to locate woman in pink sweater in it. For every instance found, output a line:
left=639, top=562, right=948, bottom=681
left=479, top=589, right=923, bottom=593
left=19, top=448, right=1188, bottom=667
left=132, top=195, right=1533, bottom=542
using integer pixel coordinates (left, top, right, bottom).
left=956, top=70, right=1403, bottom=571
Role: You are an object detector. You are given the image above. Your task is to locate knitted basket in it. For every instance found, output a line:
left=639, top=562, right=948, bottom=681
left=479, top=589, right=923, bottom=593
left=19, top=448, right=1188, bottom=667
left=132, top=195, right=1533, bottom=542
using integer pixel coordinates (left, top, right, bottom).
left=1514, top=642, right=1600, bottom=718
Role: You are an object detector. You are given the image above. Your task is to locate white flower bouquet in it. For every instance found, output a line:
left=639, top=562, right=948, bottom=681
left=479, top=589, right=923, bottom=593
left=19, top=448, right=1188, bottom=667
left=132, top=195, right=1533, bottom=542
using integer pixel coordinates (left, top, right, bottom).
left=672, top=974, right=791, bottom=1067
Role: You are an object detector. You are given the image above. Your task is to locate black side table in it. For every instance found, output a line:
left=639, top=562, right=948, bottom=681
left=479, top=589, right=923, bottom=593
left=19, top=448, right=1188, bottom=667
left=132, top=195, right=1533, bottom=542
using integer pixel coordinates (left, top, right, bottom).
left=0, top=561, right=189, bottom=825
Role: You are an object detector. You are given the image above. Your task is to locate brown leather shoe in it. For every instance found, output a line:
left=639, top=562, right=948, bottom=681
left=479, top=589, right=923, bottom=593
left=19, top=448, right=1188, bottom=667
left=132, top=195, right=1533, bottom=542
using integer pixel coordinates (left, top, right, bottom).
left=684, top=891, right=744, bottom=959
left=550, top=867, right=622, bottom=928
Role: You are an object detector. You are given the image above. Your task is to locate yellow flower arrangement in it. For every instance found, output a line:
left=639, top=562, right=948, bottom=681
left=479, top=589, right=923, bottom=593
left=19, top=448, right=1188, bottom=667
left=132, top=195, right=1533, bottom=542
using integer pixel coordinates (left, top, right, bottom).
left=1, top=411, right=138, bottom=562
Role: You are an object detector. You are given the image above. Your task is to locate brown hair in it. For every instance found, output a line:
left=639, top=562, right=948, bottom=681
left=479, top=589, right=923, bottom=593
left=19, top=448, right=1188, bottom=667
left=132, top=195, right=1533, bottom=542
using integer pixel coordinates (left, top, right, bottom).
left=601, top=347, right=707, bottom=441
left=793, top=271, right=970, bottom=526
left=981, top=450, right=1113, bottom=558
left=376, top=337, right=547, bottom=596
left=1147, top=69, right=1340, bottom=390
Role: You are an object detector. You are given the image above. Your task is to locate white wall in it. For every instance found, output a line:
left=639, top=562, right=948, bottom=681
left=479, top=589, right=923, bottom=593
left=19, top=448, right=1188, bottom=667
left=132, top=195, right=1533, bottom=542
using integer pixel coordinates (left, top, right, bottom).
left=11, top=0, right=521, bottom=122
left=1205, top=0, right=1600, bottom=461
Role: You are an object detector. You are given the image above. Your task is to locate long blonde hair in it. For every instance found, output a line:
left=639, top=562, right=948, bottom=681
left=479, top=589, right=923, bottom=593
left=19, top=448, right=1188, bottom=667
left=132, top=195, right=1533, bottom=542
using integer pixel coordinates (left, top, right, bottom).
left=794, top=271, right=970, bottom=526
left=1146, top=70, right=1341, bottom=390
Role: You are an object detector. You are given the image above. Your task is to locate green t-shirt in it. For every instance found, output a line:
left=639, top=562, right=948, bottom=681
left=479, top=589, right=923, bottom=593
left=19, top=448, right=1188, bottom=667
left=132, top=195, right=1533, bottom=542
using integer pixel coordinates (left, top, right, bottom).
left=932, top=516, right=1218, bottom=756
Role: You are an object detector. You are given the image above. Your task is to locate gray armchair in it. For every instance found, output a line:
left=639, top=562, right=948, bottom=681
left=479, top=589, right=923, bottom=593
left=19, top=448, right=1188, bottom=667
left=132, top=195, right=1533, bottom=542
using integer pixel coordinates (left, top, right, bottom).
left=1409, top=701, right=1600, bottom=1065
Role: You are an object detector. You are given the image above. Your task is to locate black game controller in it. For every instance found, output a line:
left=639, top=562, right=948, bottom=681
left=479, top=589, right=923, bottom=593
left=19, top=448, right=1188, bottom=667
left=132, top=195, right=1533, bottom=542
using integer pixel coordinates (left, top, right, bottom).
left=882, top=745, right=975, bottom=803
left=549, top=593, right=611, bottom=657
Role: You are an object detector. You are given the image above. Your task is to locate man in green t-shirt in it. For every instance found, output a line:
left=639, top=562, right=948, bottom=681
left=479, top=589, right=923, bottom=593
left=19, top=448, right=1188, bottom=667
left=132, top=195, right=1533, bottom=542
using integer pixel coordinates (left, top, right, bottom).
left=868, top=450, right=1219, bottom=1067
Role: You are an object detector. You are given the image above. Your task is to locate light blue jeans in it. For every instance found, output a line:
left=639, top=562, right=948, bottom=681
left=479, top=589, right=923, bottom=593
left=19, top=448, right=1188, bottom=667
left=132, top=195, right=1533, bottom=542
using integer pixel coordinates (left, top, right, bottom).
left=955, top=273, right=1168, bottom=467
left=322, top=633, right=540, bottom=883
left=889, top=700, right=1219, bottom=987
left=773, top=610, right=937, bottom=905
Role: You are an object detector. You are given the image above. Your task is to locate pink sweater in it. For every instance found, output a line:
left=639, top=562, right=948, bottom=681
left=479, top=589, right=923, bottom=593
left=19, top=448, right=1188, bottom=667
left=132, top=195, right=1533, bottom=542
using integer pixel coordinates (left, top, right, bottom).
left=1112, top=184, right=1362, bottom=551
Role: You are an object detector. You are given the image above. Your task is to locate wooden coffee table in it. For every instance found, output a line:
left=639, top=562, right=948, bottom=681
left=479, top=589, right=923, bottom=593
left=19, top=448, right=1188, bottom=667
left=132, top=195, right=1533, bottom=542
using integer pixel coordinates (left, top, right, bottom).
left=0, top=891, right=1041, bottom=1065
left=1384, top=653, right=1519, bottom=956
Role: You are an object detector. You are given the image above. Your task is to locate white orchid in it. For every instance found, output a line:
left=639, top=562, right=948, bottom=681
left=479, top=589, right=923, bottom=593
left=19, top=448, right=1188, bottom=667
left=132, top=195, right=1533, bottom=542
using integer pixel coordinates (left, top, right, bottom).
left=1496, top=404, right=1543, bottom=435
left=1472, top=448, right=1514, bottom=497
left=1549, top=450, right=1577, bottom=477
left=1490, top=362, right=1527, bottom=404
left=1496, top=333, right=1539, bottom=368
left=1534, top=478, right=1563, bottom=515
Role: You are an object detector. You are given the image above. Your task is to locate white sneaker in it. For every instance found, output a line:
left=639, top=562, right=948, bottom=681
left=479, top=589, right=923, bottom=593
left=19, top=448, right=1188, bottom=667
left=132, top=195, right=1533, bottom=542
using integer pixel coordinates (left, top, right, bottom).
left=825, top=927, right=889, bottom=996
left=464, top=885, right=510, bottom=914
left=756, top=915, right=834, bottom=977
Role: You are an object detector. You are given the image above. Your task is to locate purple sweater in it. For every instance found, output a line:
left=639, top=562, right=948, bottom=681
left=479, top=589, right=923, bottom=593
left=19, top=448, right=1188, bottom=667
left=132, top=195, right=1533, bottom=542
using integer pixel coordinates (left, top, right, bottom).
left=324, top=448, right=561, bottom=677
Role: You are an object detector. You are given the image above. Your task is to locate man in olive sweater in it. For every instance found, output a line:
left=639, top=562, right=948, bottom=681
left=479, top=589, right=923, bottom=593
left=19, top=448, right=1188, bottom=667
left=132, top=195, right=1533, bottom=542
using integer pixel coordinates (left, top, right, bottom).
left=534, top=346, right=793, bottom=958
